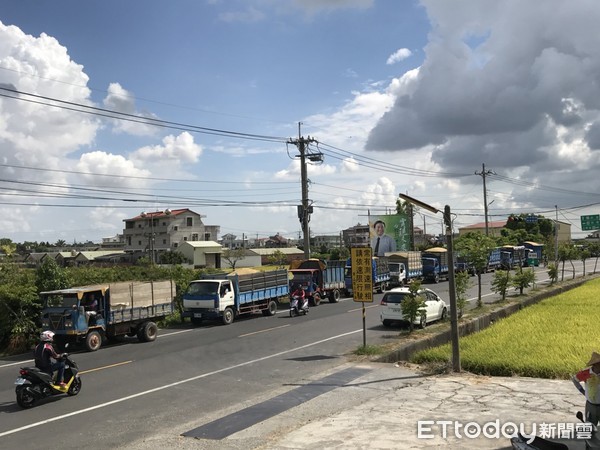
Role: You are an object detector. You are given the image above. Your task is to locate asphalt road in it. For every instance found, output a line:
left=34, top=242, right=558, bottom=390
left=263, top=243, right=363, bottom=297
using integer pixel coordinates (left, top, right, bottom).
left=0, top=261, right=589, bottom=448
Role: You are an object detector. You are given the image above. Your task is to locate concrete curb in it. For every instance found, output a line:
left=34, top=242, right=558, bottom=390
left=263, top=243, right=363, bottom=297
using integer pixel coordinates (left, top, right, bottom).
left=375, top=275, right=596, bottom=363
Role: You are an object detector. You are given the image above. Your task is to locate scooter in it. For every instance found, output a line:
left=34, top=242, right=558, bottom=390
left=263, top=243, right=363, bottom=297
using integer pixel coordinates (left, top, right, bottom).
left=15, top=350, right=82, bottom=409
left=289, top=294, right=309, bottom=317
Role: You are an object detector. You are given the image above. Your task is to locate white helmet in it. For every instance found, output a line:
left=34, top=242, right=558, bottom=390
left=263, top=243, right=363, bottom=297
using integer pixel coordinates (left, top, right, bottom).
left=40, top=330, right=55, bottom=342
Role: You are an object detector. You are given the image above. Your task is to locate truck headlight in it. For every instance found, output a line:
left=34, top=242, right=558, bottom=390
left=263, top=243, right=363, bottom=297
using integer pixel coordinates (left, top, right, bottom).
left=64, top=319, right=72, bottom=328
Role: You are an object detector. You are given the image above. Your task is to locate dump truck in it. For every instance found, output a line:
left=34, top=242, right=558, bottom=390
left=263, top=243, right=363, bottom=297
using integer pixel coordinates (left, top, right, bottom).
left=288, top=259, right=346, bottom=305
left=422, top=247, right=450, bottom=283
left=386, top=251, right=423, bottom=286
left=182, top=269, right=289, bottom=325
left=40, top=280, right=175, bottom=352
left=344, top=256, right=391, bottom=295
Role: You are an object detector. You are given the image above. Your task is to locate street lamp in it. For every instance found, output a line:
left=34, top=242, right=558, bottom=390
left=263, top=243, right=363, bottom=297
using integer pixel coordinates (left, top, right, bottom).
left=399, top=194, right=461, bottom=372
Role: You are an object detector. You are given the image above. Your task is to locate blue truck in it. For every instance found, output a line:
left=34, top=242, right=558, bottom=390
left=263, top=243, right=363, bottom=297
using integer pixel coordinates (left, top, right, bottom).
left=422, top=247, right=450, bottom=283
left=40, top=280, right=175, bottom=352
left=182, top=269, right=289, bottom=325
left=486, top=247, right=502, bottom=272
left=500, top=245, right=527, bottom=269
left=344, top=256, right=391, bottom=295
left=288, top=259, right=346, bottom=305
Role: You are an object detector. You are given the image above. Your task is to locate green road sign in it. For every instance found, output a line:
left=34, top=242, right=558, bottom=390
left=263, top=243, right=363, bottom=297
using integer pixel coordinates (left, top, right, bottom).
left=581, top=214, right=600, bottom=231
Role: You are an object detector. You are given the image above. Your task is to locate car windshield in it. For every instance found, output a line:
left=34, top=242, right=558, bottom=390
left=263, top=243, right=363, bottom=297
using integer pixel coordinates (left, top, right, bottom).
left=185, top=281, right=220, bottom=296
left=382, top=292, right=407, bottom=304
left=422, top=259, right=435, bottom=267
left=43, top=293, right=78, bottom=308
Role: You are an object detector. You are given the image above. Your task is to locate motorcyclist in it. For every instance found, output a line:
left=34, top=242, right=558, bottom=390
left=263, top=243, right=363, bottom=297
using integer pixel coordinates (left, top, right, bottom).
left=291, top=284, right=307, bottom=311
left=291, top=284, right=305, bottom=302
left=34, top=330, right=66, bottom=387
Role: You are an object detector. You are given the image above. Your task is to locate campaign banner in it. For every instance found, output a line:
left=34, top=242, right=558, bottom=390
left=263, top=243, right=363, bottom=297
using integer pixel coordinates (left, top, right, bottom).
left=369, top=213, right=410, bottom=256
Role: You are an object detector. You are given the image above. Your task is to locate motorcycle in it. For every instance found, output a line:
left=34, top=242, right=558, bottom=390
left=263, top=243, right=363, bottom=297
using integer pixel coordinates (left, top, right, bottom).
left=289, top=293, right=309, bottom=317
left=15, top=350, right=82, bottom=409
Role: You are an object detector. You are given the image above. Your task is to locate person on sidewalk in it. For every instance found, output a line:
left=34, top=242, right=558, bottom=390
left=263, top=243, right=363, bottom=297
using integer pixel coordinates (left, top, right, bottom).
left=572, top=351, right=600, bottom=424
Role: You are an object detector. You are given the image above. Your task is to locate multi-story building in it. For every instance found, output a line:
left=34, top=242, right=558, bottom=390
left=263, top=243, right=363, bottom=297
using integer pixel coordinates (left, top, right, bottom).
left=342, top=223, right=369, bottom=248
left=122, top=208, right=220, bottom=260
left=312, top=234, right=342, bottom=250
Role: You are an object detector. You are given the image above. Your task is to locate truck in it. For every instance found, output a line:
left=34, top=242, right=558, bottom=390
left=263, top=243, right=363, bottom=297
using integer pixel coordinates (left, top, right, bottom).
left=523, top=241, right=544, bottom=267
left=182, top=269, right=289, bottom=325
left=40, top=280, right=175, bottom=352
left=500, top=245, right=527, bottom=269
left=486, top=247, right=502, bottom=272
left=344, top=256, right=391, bottom=295
left=288, top=259, right=346, bottom=305
left=421, top=247, right=450, bottom=283
left=386, top=251, right=423, bottom=286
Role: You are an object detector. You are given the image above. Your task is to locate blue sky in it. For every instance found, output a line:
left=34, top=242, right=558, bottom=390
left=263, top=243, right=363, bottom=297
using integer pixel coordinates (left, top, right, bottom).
left=0, top=0, right=599, bottom=245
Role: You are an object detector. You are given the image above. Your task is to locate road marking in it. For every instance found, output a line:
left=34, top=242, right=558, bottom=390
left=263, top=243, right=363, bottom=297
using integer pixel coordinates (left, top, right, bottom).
left=239, top=324, right=290, bottom=337
left=79, top=360, right=132, bottom=375
left=0, top=359, right=34, bottom=369
left=348, top=304, right=379, bottom=313
left=0, top=329, right=362, bottom=438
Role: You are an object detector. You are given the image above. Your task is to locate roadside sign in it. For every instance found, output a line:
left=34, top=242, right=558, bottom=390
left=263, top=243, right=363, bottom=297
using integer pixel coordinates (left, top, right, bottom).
left=581, top=214, right=600, bottom=231
left=525, top=215, right=538, bottom=224
left=351, top=247, right=373, bottom=303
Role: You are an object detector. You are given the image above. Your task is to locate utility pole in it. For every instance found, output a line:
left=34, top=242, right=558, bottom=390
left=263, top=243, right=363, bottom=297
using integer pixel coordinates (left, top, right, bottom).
left=475, top=163, right=494, bottom=236
left=288, top=123, right=320, bottom=259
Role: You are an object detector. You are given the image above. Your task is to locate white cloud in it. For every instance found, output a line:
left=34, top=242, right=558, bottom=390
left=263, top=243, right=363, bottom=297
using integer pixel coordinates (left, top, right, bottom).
left=386, top=48, right=412, bottom=65
left=103, top=83, right=159, bottom=136
left=132, top=132, right=203, bottom=164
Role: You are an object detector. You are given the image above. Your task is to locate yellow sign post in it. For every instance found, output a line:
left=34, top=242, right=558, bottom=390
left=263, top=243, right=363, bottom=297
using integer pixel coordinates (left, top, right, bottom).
left=351, top=247, right=373, bottom=347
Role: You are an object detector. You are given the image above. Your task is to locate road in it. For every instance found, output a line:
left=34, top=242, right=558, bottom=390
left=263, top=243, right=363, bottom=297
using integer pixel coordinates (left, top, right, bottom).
left=0, top=261, right=590, bottom=448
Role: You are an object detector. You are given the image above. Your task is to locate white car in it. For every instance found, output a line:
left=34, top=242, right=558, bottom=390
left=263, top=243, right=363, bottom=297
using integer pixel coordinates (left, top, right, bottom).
left=380, top=287, right=448, bottom=328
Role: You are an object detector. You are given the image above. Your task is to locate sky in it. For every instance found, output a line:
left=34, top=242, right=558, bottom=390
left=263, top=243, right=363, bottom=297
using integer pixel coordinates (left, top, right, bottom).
left=0, top=0, right=599, bottom=245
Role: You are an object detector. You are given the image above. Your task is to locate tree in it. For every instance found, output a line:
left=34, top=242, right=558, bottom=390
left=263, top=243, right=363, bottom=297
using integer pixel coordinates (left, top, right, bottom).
left=491, top=270, right=512, bottom=301
left=222, top=248, right=247, bottom=270
left=547, top=263, right=558, bottom=284
left=454, top=232, right=496, bottom=307
left=159, top=251, right=188, bottom=265
left=0, top=264, right=39, bottom=353
left=511, top=268, right=536, bottom=295
left=266, top=249, right=288, bottom=268
left=557, top=243, right=577, bottom=281
left=402, top=280, right=426, bottom=333
left=36, top=258, right=71, bottom=293
left=454, top=270, right=471, bottom=318
left=580, top=248, right=591, bottom=276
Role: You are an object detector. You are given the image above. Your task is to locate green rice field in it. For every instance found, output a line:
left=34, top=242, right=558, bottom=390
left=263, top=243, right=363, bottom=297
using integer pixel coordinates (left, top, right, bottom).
left=411, top=277, right=600, bottom=379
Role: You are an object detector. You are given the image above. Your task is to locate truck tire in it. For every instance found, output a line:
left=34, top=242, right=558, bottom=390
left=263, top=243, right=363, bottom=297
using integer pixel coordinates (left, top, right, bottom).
left=222, top=307, right=234, bottom=325
left=262, top=300, right=278, bottom=316
left=85, top=330, right=102, bottom=352
left=137, top=321, right=158, bottom=342
left=329, top=289, right=340, bottom=303
left=433, top=274, right=440, bottom=283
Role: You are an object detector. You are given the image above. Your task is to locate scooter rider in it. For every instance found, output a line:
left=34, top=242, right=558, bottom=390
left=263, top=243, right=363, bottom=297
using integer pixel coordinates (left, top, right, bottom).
left=291, top=284, right=305, bottom=303
left=34, top=331, right=66, bottom=387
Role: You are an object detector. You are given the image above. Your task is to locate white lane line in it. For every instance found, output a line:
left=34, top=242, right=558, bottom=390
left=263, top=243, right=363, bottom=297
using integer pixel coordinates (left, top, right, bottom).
left=0, top=328, right=361, bottom=438
left=239, top=324, right=290, bottom=337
